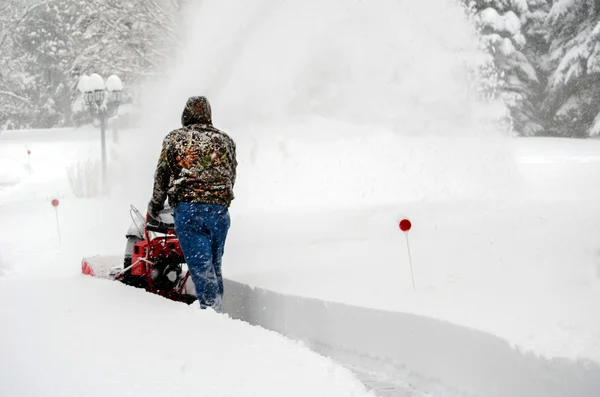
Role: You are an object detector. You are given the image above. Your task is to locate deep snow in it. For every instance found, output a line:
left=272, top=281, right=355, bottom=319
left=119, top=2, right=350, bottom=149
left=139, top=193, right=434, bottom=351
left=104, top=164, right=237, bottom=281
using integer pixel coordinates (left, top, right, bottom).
left=3, top=0, right=600, bottom=395
left=0, top=128, right=379, bottom=396
left=0, top=129, right=379, bottom=396
left=2, top=127, right=600, bottom=372
left=0, top=276, right=374, bottom=397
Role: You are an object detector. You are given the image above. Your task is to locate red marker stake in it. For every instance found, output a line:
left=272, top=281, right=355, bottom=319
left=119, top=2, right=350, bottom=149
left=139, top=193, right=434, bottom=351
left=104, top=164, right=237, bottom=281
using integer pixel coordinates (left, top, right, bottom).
left=399, top=219, right=415, bottom=290
left=51, top=198, right=61, bottom=247
left=27, top=149, right=31, bottom=175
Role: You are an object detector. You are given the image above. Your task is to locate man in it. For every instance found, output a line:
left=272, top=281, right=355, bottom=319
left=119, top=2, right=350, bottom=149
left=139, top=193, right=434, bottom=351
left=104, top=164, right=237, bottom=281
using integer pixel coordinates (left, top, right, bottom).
left=148, top=96, right=237, bottom=312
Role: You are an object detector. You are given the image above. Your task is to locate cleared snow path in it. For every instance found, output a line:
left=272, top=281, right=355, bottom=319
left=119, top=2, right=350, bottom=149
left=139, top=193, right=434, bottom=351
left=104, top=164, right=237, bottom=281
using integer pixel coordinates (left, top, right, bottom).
left=223, top=279, right=600, bottom=397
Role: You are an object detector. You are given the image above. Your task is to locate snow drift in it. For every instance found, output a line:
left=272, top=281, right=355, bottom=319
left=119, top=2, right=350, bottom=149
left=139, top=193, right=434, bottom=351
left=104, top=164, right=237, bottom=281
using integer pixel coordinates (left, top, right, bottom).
left=0, top=277, right=374, bottom=397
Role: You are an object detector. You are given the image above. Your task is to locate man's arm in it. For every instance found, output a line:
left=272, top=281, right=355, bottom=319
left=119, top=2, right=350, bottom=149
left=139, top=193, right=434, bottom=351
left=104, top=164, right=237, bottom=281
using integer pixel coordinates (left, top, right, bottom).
left=149, top=137, right=171, bottom=214
left=230, top=139, right=237, bottom=188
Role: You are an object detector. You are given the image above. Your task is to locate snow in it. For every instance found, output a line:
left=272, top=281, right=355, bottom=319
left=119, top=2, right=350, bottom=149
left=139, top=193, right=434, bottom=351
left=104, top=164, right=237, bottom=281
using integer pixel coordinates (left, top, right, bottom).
left=478, top=8, right=522, bottom=36
left=218, top=132, right=600, bottom=366
left=592, top=20, right=600, bottom=37
left=224, top=279, right=600, bottom=397
left=588, top=42, right=600, bottom=74
left=2, top=127, right=600, bottom=396
left=590, top=111, right=600, bottom=137
left=114, top=103, right=140, bottom=117
left=499, top=37, right=516, bottom=55
left=87, top=73, right=105, bottom=91
left=480, top=8, right=503, bottom=31
left=510, top=0, right=529, bottom=14
left=520, top=56, right=539, bottom=83
left=503, top=11, right=522, bottom=35
left=0, top=128, right=378, bottom=397
left=551, top=44, right=582, bottom=87
left=564, top=60, right=584, bottom=85
left=123, top=0, right=600, bottom=372
left=547, top=0, right=578, bottom=26
left=3, top=0, right=600, bottom=395
left=512, top=32, right=527, bottom=48
left=143, top=0, right=502, bottom=136
left=0, top=277, right=373, bottom=397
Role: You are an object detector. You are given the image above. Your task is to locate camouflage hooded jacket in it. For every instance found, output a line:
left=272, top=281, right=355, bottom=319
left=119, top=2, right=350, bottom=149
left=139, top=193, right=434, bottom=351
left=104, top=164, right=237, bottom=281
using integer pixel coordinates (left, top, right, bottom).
left=150, top=96, right=237, bottom=209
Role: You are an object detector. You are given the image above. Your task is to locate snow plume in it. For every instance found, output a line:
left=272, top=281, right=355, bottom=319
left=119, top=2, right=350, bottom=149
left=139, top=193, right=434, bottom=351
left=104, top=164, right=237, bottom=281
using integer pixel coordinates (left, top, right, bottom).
left=124, top=0, right=516, bottom=210
left=0, top=253, right=7, bottom=277
left=145, top=0, right=507, bottom=134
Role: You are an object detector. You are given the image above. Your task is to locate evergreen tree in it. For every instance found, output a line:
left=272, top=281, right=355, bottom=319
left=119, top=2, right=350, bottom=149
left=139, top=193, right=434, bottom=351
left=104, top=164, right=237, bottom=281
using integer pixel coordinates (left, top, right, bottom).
left=0, top=0, right=183, bottom=129
left=544, top=0, right=600, bottom=137
left=0, top=1, right=36, bottom=129
left=465, top=0, right=551, bottom=136
left=11, top=0, right=81, bottom=127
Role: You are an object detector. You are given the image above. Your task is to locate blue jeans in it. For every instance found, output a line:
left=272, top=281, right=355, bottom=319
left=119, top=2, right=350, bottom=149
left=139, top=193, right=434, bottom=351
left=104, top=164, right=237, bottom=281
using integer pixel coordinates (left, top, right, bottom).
left=173, top=202, right=230, bottom=311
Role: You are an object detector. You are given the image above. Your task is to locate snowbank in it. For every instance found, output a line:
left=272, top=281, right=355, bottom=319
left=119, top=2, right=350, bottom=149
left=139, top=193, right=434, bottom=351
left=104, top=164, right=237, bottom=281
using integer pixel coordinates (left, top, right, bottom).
left=0, top=277, right=374, bottom=397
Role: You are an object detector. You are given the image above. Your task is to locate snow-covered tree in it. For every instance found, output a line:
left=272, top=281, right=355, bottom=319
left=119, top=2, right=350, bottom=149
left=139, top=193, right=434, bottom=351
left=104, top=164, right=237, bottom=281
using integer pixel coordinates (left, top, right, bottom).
left=544, top=0, right=600, bottom=137
left=0, top=0, right=184, bottom=129
left=464, top=0, right=552, bottom=136
left=0, top=1, right=36, bottom=129
left=10, top=0, right=82, bottom=127
left=71, top=0, right=182, bottom=84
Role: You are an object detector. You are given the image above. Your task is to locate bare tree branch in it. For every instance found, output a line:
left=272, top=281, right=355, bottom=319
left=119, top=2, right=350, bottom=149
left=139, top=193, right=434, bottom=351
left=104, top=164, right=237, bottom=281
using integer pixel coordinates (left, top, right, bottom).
left=0, top=90, right=30, bottom=103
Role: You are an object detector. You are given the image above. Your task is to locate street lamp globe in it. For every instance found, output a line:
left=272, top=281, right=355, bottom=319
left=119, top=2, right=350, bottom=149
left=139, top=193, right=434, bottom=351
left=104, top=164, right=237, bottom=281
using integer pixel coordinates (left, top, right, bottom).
left=88, top=73, right=106, bottom=91
left=93, top=90, right=105, bottom=104
left=88, top=73, right=106, bottom=105
left=77, top=75, right=90, bottom=93
left=77, top=75, right=94, bottom=105
left=84, top=91, right=94, bottom=106
left=106, top=75, right=124, bottom=104
left=106, top=75, right=123, bottom=91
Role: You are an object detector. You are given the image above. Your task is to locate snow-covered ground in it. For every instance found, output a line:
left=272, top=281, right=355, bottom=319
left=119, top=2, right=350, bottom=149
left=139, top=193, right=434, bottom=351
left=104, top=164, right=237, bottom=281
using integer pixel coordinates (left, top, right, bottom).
left=0, top=276, right=373, bottom=397
left=3, top=1, right=600, bottom=396
left=0, top=128, right=380, bottom=397
left=224, top=132, right=600, bottom=364
left=2, top=126, right=600, bottom=396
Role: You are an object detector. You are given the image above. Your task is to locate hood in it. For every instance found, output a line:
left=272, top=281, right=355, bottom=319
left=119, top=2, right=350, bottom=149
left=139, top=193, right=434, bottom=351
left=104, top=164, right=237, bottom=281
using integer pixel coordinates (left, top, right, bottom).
left=181, top=96, right=212, bottom=127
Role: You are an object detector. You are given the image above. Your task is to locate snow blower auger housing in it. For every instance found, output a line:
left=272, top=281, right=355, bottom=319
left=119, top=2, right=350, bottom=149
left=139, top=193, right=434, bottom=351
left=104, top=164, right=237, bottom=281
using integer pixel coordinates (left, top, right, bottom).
left=82, top=205, right=197, bottom=305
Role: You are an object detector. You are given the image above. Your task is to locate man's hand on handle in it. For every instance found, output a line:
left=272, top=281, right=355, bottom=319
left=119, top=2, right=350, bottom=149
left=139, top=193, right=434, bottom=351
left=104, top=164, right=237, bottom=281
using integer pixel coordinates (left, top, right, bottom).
left=147, top=200, right=163, bottom=223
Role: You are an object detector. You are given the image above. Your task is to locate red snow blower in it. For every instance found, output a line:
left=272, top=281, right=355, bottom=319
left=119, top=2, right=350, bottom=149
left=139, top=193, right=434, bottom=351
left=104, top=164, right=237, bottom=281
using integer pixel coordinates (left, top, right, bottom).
left=82, top=205, right=197, bottom=304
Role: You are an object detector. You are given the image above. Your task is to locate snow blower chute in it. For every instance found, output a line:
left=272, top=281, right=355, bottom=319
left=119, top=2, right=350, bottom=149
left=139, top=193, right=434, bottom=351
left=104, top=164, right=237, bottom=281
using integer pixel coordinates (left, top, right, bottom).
left=82, top=205, right=197, bottom=304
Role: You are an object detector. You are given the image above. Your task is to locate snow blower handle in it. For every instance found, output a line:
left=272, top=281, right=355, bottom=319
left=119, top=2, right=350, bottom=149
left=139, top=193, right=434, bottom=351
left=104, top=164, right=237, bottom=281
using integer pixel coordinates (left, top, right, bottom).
left=146, top=213, right=171, bottom=235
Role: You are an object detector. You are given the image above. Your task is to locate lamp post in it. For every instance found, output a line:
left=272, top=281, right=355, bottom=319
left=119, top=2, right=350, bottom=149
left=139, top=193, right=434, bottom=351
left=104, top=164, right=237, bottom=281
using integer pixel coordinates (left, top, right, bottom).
left=78, top=73, right=123, bottom=193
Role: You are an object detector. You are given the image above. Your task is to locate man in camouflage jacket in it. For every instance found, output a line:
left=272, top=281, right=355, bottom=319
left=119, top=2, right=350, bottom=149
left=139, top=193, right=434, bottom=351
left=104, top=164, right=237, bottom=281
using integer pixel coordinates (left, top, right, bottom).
left=148, top=96, right=237, bottom=312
